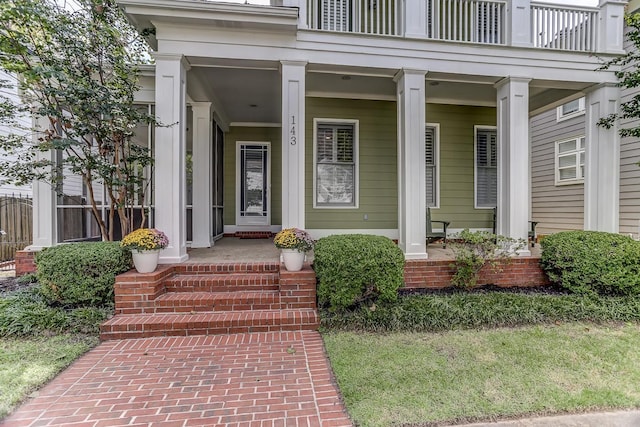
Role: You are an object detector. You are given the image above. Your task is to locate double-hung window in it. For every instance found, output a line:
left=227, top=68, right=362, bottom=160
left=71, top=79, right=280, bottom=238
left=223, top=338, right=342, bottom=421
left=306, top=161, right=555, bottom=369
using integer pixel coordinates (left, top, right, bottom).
left=314, top=119, right=358, bottom=208
left=425, top=124, right=440, bottom=208
left=475, top=127, right=497, bottom=208
left=555, top=136, right=585, bottom=185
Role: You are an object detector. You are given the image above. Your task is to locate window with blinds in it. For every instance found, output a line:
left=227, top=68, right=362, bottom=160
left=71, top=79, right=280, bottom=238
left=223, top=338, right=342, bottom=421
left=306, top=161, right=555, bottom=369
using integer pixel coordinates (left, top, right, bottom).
left=315, top=120, right=358, bottom=207
left=425, top=125, right=439, bottom=208
left=555, top=136, right=585, bottom=185
left=475, top=127, right=497, bottom=208
left=319, top=0, right=352, bottom=31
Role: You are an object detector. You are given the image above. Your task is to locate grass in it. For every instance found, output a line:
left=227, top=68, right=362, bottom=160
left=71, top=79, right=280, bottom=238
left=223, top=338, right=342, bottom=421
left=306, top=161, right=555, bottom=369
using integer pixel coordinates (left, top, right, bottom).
left=321, top=292, right=640, bottom=332
left=0, top=334, right=98, bottom=418
left=323, top=323, right=640, bottom=427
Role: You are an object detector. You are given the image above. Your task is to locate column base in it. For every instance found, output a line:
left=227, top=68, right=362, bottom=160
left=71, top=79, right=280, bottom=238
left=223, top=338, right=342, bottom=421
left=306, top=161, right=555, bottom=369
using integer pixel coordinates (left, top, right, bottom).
left=404, top=251, right=428, bottom=260
left=159, top=254, right=189, bottom=264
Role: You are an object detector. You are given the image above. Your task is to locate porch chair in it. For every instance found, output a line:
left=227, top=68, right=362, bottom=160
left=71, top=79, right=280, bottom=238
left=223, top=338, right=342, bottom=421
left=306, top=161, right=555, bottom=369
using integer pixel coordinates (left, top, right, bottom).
left=491, top=207, right=539, bottom=247
left=426, top=207, right=450, bottom=248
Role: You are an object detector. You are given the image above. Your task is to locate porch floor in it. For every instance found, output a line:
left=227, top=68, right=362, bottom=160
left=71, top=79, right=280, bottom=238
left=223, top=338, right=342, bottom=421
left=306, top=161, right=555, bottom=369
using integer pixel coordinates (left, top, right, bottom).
left=184, top=237, right=541, bottom=263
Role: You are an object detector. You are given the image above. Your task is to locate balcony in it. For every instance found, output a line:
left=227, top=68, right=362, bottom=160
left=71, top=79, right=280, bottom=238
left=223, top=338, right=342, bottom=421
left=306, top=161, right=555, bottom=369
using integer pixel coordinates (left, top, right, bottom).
left=297, top=0, right=624, bottom=53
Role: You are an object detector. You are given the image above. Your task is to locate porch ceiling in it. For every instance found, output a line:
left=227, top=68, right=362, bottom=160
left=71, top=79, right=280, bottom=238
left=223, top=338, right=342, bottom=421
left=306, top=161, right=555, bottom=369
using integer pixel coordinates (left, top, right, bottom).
left=185, top=59, right=594, bottom=124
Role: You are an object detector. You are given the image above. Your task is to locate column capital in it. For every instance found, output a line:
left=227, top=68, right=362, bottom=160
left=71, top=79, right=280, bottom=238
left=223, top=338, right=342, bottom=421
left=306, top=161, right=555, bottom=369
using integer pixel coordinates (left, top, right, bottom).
left=280, top=60, right=308, bottom=71
left=151, top=53, right=191, bottom=71
left=494, top=76, right=531, bottom=90
left=393, top=69, right=427, bottom=83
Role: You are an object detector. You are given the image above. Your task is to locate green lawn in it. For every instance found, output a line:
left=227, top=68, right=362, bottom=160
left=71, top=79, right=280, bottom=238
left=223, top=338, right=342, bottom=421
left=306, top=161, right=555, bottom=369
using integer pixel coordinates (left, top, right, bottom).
left=323, top=323, right=640, bottom=427
left=0, top=334, right=98, bottom=418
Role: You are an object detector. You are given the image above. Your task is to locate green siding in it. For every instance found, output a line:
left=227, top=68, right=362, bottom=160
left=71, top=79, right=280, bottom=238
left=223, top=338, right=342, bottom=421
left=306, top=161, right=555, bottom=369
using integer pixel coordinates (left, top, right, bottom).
left=224, top=127, right=282, bottom=226
left=428, top=104, right=496, bottom=229
left=305, top=98, right=398, bottom=229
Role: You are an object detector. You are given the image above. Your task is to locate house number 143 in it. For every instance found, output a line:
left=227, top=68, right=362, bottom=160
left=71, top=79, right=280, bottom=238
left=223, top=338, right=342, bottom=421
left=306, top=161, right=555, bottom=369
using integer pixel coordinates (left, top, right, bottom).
left=290, top=116, right=296, bottom=145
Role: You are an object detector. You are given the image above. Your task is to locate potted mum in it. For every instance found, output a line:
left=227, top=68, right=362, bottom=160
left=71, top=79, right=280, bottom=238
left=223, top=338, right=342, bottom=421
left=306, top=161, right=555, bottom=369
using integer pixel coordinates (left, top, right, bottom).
left=273, top=228, right=314, bottom=271
left=120, top=228, right=169, bottom=273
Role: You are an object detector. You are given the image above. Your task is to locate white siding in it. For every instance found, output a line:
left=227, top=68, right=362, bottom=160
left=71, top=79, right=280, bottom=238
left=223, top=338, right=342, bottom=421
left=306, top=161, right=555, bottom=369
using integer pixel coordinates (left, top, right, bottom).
left=530, top=108, right=584, bottom=236
left=0, top=70, right=32, bottom=197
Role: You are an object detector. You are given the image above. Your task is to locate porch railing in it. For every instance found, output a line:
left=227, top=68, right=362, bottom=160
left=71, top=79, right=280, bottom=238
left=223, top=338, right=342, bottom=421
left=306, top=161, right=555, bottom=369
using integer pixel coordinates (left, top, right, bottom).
left=426, top=0, right=505, bottom=44
left=531, top=2, right=598, bottom=52
left=307, top=0, right=402, bottom=36
left=303, top=0, right=605, bottom=52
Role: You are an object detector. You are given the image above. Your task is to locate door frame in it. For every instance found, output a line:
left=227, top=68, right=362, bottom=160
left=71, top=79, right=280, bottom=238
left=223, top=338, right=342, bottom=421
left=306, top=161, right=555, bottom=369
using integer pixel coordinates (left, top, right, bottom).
left=235, top=141, right=271, bottom=228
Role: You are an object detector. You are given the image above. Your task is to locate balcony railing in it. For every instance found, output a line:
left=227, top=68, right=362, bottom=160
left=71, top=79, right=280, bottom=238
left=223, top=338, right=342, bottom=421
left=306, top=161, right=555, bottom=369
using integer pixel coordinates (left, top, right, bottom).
left=531, top=2, right=598, bottom=51
left=307, top=0, right=402, bottom=36
left=303, top=0, right=611, bottom=53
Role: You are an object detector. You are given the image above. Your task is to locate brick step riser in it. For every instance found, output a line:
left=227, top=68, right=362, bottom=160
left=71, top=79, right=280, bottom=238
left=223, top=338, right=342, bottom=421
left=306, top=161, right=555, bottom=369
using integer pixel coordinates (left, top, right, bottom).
left=100, top=313, right=319, bottom=341
left=100, top=323, right=319, bottom=340
left=174, top=264, right=280, bottom=275
left=165, top=283, right=280, bottom=293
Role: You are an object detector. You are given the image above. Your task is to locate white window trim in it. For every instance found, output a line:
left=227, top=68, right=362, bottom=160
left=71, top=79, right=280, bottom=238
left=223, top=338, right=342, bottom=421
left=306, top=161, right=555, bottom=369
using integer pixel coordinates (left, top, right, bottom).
left=556, top=97, right=585, bottom=122
left=474, top=125, right=497, bottom=210
left=313, top=118, right=359, bottom=209
left=426, top=122, right=440, bottom=209
left=554, top=136, right=585, bottom=186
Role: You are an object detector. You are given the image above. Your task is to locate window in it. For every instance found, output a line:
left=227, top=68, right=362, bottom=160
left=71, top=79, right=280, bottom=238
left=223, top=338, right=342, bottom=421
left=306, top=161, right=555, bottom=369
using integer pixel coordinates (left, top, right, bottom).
left=475, top=127, right=497, bottom=208
left=557, top=97, right=585, bottom=122
left=425, top=124, right=440, bottom=208
left=555, top=136, right=585, bottom=185
left=314, top=119, right=358, bottom=208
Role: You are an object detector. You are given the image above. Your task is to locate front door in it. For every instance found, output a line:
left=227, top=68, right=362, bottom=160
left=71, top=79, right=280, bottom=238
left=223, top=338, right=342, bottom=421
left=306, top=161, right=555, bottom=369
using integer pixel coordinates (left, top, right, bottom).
left=236, top=142, right=270, bottom=226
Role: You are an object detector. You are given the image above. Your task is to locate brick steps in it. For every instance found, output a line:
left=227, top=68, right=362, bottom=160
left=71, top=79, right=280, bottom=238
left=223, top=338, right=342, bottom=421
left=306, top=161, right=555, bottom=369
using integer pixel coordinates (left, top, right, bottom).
left=164, top=273, right=280, bottom=292
left=100, top=309, right=319, bottom=340
left=154, top=290, right=283, bottom=313
left=101, top=263, right=318, bottom=341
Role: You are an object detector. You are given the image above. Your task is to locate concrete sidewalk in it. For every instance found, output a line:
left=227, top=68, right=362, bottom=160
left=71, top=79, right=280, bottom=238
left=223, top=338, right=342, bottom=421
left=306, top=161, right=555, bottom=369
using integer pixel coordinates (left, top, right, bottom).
left=450, top=410, right=640, bottom=427
left=1, top=332, right=352, bottom=427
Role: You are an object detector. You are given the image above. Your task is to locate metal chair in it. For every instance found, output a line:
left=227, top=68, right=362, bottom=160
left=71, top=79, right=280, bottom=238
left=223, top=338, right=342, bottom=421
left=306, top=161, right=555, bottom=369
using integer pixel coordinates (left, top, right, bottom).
left=426, top=207, right=450, bottom=248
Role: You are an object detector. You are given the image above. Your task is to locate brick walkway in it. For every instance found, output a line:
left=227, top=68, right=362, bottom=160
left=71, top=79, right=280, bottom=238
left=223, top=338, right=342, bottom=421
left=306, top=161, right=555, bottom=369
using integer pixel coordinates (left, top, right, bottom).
left=1, top=332, right=352, bottom=427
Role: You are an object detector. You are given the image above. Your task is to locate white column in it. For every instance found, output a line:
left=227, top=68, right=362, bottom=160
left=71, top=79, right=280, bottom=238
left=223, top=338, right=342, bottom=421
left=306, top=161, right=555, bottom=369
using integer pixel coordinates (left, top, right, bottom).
left=404, top=0, right=427, bottom=38
left=191, top=102, right=213, bottom=248
left=495, top=77, right=531, bottom=256
left=584, top=83, right=620, bottom=232
left=154, top=54, right=189, bottom=263
left=395, top=69, right=427, bottom=259
left=28, top=116, right=56, bottom=249
left=282, top=0, right=307, bottom=29
left=598, top=0, right=626, bottom=55
left=506, top=0, right=532, bottom=48
left=281, top=61, right=306, bottom=229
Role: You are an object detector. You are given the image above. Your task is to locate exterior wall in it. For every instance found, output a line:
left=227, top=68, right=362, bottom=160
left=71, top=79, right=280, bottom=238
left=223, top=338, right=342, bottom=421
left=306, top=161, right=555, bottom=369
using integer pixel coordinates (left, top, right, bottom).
left=0, top=70, right=32, bottom=197
left=428, top=103, right=496, bottom=230
left=530, top=108, right=585, bottom=235
left=305, top=97, right=398, bottom=230
left=619, top=23, right=640, bottom=238
left=223, top=126, right=282, bottom=226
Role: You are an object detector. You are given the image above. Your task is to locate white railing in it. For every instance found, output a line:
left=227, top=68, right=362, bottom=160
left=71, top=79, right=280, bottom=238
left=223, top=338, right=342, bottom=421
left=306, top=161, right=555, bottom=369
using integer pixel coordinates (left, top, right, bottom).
left=307, top=0, right=401, bottom=36
left=426, top=0, right=506, bottom=44
left=531, top=3, right=598, bottom=51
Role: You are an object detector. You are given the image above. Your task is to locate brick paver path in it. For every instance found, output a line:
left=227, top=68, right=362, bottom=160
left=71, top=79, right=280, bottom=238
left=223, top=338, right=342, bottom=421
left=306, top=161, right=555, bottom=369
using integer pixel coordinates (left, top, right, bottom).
left=1, top=332, right=352, bottom=427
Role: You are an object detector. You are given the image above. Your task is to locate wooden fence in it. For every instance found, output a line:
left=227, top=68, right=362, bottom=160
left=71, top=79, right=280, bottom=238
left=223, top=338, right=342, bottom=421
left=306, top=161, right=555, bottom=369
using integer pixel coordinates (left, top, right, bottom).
left=0, top=194, right=32, bottom=264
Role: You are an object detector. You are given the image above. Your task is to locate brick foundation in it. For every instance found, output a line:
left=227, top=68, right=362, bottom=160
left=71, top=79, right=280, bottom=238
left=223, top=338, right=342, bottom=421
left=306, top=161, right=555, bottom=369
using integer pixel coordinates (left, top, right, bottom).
left=15, top=250, right=37, bottom=276
left=404, top=257, right=550, bottom=289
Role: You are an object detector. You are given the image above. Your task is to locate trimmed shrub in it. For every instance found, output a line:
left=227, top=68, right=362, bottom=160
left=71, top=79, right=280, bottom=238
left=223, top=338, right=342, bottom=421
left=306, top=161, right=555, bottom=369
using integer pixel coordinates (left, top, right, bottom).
left=541, top=231, right=640, bottom=296
left=36, top=242, right=131, bottom=307
left=313, top=234, right=405, bottom=312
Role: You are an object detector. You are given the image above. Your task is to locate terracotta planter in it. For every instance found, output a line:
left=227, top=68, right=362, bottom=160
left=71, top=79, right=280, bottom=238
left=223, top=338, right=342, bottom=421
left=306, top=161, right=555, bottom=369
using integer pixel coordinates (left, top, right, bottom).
left=131, top=249, right=160, bottom=273
left=281, top=248, right=306, bottom=271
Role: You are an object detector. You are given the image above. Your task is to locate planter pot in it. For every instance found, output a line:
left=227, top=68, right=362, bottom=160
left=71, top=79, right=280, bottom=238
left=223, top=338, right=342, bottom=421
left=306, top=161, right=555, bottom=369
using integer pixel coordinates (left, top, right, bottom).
left=281, top=248, right=306, bottom=272
left=131, top=249, right=160, bottom=273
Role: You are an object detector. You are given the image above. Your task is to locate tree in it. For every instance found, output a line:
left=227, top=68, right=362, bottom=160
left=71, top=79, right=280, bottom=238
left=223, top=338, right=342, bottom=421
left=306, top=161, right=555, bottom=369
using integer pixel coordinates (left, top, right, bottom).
left=598, top=13, right=640, bottom=137
left=0, top=0, right=155, bottom=241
